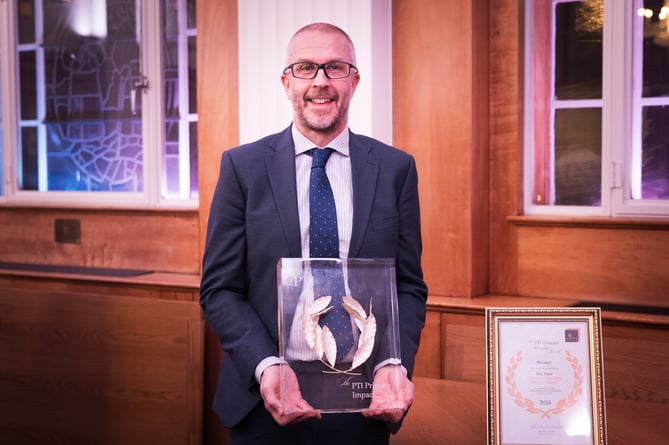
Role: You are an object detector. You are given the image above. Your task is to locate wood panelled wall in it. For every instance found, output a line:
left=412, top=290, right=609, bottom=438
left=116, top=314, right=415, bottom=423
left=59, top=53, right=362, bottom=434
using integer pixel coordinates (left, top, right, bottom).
left=196, top=1, right=237, bottom=443
left=0, top=288, right=204, bottom=445
left=0, top=208, right=200, bottom=274
left=196, top=0, right=238, bottom=255
left=487, top=0, right=522, bottom=295
left=515, top=220, right=669, bottom=305
left=390, top=0, right=669, bottom=304
left=392, top=0, right=490, bottom=298
left=392, top=0, right=525, bottom=299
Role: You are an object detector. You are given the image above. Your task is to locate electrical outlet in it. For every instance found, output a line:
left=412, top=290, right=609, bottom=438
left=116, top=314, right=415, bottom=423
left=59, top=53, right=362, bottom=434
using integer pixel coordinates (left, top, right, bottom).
left=54, top=219, right=81, bottom=244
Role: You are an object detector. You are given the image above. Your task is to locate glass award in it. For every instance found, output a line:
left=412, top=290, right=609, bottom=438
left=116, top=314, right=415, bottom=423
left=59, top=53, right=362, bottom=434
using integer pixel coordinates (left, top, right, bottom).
left=277, top=258, right=402, bottom=413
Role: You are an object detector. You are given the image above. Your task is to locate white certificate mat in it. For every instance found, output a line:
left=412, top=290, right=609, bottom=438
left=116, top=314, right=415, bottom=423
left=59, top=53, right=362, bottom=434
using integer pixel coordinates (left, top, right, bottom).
left=486, top=308, right=607, bottom=445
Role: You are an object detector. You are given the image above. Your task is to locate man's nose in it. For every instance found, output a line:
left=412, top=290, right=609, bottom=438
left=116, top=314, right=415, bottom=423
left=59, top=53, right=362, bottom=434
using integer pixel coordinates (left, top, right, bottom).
left=311, top=67, right=331, bottom=84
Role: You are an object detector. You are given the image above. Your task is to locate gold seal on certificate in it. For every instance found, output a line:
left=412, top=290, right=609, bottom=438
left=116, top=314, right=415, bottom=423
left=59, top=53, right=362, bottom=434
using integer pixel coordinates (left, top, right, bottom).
left=487, top=308, right=607, bottom=445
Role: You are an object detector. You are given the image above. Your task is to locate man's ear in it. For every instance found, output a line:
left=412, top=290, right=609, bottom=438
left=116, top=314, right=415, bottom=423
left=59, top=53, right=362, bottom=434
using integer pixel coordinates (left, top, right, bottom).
left=281, top=74, right=291, bottom=95
left=350, top=72, right=360, bottom=93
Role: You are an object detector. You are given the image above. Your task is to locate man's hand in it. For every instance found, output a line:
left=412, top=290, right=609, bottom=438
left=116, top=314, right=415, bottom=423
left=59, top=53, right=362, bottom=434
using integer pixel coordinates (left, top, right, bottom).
left=362, top=364, right=414, bottom=424
left=259, top=364, right=321, bottom=426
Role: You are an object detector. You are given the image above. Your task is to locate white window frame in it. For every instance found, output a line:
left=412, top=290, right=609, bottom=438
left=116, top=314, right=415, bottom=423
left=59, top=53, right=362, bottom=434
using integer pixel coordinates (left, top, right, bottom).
left=524, top=0, right=669, bottom=218
left=0, top=0, right=197, bottom=209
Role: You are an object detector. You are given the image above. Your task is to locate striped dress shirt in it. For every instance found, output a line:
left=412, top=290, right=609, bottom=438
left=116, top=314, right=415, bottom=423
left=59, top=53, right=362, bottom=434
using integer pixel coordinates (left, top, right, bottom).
left=292, top=125, right=353, bottom=259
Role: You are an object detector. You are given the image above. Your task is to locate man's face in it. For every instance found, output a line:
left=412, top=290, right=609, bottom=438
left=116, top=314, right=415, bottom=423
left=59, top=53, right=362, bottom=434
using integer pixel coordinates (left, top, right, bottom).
left=282, top=30, right=360, bottom=143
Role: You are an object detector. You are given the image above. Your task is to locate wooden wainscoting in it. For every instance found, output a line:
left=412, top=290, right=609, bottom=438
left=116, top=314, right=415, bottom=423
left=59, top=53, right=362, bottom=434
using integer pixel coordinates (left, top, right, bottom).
left=0, top=288, right=204, bottom=445
left=391, top=377, right=487, bottom=445
left=0, top=208, right=201, bottom=276
left=0, top=269, right=201, bottom=302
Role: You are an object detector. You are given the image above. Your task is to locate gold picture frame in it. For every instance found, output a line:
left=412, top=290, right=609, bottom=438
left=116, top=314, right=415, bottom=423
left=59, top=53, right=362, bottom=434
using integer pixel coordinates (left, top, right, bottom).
left=486, top=307, right=607, bottom=445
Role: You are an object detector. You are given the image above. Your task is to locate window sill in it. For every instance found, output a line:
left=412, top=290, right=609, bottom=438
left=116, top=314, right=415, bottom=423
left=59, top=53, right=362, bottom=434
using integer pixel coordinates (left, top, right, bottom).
left=0, top=202, right=198, bottom=214
left=508, top=214, right=669, bottom=230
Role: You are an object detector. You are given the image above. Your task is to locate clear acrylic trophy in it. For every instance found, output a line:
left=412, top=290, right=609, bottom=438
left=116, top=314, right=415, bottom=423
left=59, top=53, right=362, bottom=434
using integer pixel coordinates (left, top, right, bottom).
left=277, top=258, right=402, bottom=413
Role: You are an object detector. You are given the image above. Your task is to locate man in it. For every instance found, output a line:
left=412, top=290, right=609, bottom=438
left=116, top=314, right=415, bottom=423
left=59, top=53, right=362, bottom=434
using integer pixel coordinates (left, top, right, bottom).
left=200, top=22, right=428, bottom=445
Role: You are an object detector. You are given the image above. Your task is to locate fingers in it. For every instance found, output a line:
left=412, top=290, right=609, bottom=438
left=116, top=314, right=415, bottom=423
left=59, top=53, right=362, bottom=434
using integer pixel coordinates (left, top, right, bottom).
left=362, top=366, right=414, bottom=424
left=264, top=397, right=321, bottom=426
left=259, top=364, right=321, bottom=426
left=280, top=398, right=321, bottom=425
left=362, top=394, right=408, bottom=424
left=362, top=406, right=405, bottom=423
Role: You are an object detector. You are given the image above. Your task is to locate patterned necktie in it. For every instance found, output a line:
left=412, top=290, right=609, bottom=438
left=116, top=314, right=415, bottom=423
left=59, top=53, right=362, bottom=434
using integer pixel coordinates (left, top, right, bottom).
left=309, top=148, right=354, bottom=362
left=309, top=148, right=339, bottom=257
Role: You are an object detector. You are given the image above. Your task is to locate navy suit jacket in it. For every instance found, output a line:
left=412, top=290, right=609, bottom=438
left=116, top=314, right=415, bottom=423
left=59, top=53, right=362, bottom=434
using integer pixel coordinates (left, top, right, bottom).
left=200, top=125, right=428, bottom=429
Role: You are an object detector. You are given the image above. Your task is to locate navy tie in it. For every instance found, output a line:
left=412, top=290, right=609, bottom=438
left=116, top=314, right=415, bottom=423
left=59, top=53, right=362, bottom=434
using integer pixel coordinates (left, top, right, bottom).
left=309, top=148, right=339, bottom=257
left=309, top=148, right=354, bottom=362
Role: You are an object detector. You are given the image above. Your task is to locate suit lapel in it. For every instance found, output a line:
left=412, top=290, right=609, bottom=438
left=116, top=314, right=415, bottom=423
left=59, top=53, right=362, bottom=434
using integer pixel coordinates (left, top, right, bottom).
left=265, top=128, right=302, bottom=257
left=264, top=128, right=381, bottom=258
left=349, top=133, right=380, bottom=257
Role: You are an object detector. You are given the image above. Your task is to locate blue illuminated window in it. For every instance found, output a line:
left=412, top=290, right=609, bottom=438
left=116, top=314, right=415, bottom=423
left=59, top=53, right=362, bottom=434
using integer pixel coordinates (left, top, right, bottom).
left=0, top=0, right=198, bottom=207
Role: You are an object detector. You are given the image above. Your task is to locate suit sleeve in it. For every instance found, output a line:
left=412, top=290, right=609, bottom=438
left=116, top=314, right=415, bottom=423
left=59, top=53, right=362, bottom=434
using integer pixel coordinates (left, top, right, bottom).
left=199, top=150, right=278, bottom=385
left=395, top=155, right=428, bottom=377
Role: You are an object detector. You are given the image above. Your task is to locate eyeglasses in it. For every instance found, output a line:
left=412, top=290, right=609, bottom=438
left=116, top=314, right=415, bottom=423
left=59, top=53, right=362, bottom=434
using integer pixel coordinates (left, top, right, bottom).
left=283, top=62, right=358, bottom=79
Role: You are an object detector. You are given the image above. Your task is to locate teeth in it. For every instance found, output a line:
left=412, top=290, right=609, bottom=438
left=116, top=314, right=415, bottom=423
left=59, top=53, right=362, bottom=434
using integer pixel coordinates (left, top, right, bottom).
left=311, top=98, right=332, bottom=104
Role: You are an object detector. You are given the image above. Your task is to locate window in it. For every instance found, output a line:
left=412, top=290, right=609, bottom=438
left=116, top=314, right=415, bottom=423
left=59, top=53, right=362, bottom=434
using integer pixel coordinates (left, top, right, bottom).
left=0, top=0, right=197, bottom=208
left=525, top=0, right=669, bottom=217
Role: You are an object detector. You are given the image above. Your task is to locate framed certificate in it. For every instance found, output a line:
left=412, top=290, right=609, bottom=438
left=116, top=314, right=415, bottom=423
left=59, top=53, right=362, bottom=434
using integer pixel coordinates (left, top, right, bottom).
left=277, top=258, right=402, bottom=413
left=486, top=307, right=607, bottom=445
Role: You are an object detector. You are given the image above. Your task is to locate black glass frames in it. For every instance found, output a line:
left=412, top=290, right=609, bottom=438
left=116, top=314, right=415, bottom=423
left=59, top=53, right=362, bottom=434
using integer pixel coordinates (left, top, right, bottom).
left=283, top=61, right=358, bottom=79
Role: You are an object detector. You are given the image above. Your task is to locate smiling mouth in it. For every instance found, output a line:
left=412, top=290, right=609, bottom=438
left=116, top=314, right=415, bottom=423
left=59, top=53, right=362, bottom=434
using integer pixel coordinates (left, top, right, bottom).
left=307, top=96, right=335, bottom=105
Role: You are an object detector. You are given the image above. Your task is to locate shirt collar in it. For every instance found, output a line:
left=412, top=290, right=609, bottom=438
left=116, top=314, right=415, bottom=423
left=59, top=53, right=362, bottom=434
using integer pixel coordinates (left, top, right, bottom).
left=291, top=125, right=350, bottom=157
